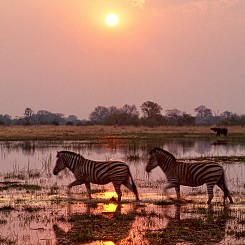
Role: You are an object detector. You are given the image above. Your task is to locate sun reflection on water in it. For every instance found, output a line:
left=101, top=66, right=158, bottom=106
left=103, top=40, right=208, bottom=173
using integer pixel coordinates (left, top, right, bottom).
left=103, top=191, right=117, bottom=199
left=103, top=203, right=118, bottom=213
left=81, top=241, right=115, bottom=245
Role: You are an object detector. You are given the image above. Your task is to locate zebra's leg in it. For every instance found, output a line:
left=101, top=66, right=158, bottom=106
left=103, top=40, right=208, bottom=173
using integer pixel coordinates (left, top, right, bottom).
left=112, top=183, right=122, bottom=202
left=206, top=183, right=215, bottom=204
left=123, top=182, right=139, bottom=201
left=164, top=179, right=178, bottom=197
left=216, top=182, right=234, bottom=204
left=67, top=179, right=84, bottom=195
left=175, top=185, right=181, bottom=200
left=85, top=182, right=92, bottom=200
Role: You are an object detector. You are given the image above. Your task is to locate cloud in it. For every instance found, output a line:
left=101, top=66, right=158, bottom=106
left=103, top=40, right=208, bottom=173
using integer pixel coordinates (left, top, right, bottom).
left=146, top=0, right=241, bottom=12
left=128, top=0, right=145, bottom=8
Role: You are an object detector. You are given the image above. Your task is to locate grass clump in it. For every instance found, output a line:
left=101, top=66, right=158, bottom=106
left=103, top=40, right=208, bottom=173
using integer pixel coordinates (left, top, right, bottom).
left=0, top=237, right=16, bottom=245
left=0, top=183, right=42, bottom=192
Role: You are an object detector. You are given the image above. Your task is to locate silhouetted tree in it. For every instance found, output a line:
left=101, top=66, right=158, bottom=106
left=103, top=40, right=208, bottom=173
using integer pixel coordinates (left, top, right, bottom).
left=24, top=108, right=34, bottom=125
left=165, top=109, right=195, bottom=126
left=35, top=110, right=65, bottom=125
left=141, top=101, right=162, bottom=119
left=194, top=105, right=213, bottom=125
left=140, top=101, right=163, bottom=126
left=0, top=114, right=12, bottom=125
left=90, top=106, right=111, bottom=124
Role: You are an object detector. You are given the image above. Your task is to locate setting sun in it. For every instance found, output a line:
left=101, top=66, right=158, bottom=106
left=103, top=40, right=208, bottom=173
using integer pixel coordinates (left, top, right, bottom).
left=106, top=13, right=119, bottom=27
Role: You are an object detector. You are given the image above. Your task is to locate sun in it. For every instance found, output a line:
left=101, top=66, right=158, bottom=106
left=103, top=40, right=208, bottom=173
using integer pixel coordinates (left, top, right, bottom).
left=106, top=13, right=119, bottom=27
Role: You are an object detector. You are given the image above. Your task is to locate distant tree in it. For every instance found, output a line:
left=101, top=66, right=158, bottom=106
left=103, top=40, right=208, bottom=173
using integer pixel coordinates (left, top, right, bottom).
left=24, top=108, right=34, bottom=125
left=165, top=109, right=195, bottom=126
left=141, top=101, right=163, bottom=126
left=36, top=110, right=52, bottom=125
left=166, top=109, right=182, bottom=125
left=89, top=106, right=112, bottom=124
left=180, top=113, right=195, bottom=126
left=121, top=104, right=139, bottom=117
left=35, top=110, right=65, bottom=125
left=194, top=105, right=213, bottom=125
left=141, top=101, right=162, bottom=119
left=0, top=114, right=12, bottom=125
left=66, top=115, right=79, bottom=125
left=104, top=106, right=139, bottom=126
left=220, top=111, right=234, bottom=119
left=67, top=115, right=78, bottom=122
left=119, top=104, right=140, bottom=125
left=194, top=105, right=213, bottom=118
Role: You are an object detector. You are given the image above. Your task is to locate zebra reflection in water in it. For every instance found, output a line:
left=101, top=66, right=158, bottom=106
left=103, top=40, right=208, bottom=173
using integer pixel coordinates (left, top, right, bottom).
left=147, top=205, right=230, bottom=244
left=146, top=147, right=233, bottom=204
left=53, top=151, right=139, bottom=202
left=53, top=203, right=138, bottom=244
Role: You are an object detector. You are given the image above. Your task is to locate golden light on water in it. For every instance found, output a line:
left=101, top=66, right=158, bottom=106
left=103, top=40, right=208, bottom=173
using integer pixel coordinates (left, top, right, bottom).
left=103, top=203, right=118, bottom=213
left=102, top=242, right=115, bottom=245
left=103, top=191, right=117, bottom=199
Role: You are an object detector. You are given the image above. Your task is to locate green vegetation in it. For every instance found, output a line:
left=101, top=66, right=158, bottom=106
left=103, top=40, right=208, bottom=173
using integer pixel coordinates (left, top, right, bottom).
left=0, top=125, right=244, bottom=142
left=1, top=103, right=245, bottom=127
left=181, top=155, right=245, bottom=163
left=0, top=183, right=42, bottom=191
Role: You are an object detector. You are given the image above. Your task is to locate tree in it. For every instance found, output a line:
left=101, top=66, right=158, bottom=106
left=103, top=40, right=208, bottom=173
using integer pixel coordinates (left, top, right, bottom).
left=141, top=101, right=162, bottom=119
left=35, top=110, right=65, bottom=125
left=120, top=104, right=140, bottom=125
left=105, top=104, right=140, bottom=125
left=67, top=115, right=78, bottom=122
left=89, top=106, right=111, bottom=124
left=194, top=105, right=213, bottom=125
left=0, top=114, right=12, bottom=125
left=24, top=108, right=34, bottom=125
left=166, top=109, right=182, bottom=125
left=141, top=101, right=163, bottom=126
left=165, top=109, right=195, bottom=126
left=121, top=104, right=139, bottom=117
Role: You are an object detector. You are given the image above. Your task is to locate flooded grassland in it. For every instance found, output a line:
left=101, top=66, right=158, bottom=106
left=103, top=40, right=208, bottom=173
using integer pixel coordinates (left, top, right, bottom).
left=0, top=127, right=245, bottom=244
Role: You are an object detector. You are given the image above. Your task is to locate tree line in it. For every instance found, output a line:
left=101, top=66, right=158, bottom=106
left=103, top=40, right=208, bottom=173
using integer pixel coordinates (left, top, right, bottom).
left=0, top=101, right=244, bottom=126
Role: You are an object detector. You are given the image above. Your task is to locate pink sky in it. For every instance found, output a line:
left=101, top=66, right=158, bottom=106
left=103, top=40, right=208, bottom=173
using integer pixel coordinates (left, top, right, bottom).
left=0, top=0, right=244, bottom=119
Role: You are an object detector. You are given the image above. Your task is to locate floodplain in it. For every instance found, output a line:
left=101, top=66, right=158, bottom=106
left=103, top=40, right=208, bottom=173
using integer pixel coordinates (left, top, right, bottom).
left=0, top=126, right=245, bottom=244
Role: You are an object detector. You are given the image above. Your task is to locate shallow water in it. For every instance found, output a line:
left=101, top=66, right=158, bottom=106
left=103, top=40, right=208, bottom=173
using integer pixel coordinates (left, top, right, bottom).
left=0, top=138, right=245, bottom=244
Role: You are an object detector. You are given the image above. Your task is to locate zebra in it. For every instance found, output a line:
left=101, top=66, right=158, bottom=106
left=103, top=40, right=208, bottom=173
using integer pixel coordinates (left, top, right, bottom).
left=53, top=151, right=139, bottom=202
left=145, top=147, right=233, bottom=204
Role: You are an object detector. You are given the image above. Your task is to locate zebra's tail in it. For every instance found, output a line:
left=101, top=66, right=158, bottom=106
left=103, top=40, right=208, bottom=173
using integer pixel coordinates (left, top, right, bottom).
left=128, top=170, right=139, bottom=201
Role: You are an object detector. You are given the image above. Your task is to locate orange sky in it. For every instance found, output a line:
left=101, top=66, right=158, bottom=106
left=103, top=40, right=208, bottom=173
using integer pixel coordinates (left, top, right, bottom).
left=0, top=0, right=244, bottom=118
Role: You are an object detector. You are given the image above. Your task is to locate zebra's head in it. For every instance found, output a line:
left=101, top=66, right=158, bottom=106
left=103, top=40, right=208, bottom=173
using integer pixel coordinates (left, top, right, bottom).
left=53, top=151, right=66, bottom=175
left=146, top=149, right=159, bottom=173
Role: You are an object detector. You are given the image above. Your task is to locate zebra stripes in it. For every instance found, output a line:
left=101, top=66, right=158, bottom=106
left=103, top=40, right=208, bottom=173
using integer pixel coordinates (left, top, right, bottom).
left=146, top=147, right=233, bottom=204
left=53, top=151, right=139, bottom=202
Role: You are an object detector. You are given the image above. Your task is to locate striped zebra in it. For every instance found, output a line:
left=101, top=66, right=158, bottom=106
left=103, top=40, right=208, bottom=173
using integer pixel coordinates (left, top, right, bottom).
left=53, top=151, right=139, bottom=202
left=145, top=147, right=233, bottom=204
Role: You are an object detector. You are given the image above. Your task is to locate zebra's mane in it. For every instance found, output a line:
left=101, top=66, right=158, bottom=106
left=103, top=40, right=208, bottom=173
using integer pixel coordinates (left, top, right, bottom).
left=58, top=150, right=85, bottom=159
left=149, top=147, right=176, bottom=161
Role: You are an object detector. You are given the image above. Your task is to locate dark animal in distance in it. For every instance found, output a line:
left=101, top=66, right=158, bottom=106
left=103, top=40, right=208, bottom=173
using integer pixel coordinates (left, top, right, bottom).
left=146, top=147, right=233, bottom=204
left=53, top=151, right=139, bottom=202
left=211, top=127, right=228, bottom=137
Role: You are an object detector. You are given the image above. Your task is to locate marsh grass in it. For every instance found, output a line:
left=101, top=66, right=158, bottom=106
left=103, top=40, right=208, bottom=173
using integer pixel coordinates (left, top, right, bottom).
left=0, top=237, right=15, bottom=245
left=0, top=183, right=42, bottom=192
left=0, top=219, right=7, bottom=225
left=0, top=125, right=244, bottom=141
left=0, top=205, right=15, bottom=212
left=181, top=155, right=245, bottom=163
